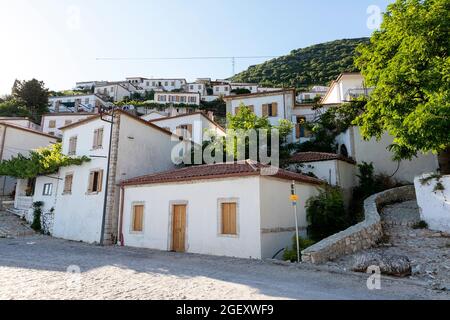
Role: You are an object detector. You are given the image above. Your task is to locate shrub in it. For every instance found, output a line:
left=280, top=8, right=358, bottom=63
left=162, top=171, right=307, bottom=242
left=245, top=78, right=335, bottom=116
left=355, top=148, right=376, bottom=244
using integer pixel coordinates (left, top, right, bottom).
left=31, top=201, right=44, bottom=232
left=412, top=220, right=429, bottom=230
left=283, top=236, right=316, bottom=262
left=306, top=185, right=349, bottom=242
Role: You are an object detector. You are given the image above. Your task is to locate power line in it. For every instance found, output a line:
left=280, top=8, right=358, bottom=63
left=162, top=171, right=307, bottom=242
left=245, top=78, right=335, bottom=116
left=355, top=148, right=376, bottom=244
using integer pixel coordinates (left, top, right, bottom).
left=95, top=55, right=280, bottom=75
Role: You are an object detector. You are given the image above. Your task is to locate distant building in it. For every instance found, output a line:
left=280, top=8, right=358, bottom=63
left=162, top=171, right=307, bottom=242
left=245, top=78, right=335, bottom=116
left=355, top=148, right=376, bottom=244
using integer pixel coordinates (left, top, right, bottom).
left=296, top=86, right=329, bottom=103
left=154, top=92, right=201, bottom=105
left=49, top=94, right=109, bottom=113
left=321, top=73, right=372, bottom=104
left=40, top=113, right=98, bottom=137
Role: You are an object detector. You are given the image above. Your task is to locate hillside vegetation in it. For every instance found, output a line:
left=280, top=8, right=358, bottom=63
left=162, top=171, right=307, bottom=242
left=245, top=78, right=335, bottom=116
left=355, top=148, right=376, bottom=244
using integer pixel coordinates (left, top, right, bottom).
left=231, top=38, right=369, bottom=89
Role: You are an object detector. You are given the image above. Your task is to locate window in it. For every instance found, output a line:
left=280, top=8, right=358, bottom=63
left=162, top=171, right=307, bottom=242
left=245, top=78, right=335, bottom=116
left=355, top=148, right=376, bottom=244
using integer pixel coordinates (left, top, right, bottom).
left=176, top=124, right=192, bottom=139
left=164, top=81, right=169, bottom=86
left=262, top=103, right=278, bottom=117
left=190, top=85, right=194, bottom=90
left=87, top=170, right=103, bottom=194
left=225, top=87, right=229, bottom=91
left=215, top=87, right=219, bottom=92
left=42, top=183, right=53, bottom=196
left=68, top=136, right=77, bottom=155
left=85, top=98, right=89, bottom=104
left=221, top=202, right=237, bottom=235
left=146, top=81, right=149, bottom=86
left=132, top=204, right=144, bottom=232
left=92, top=127, right=104, bottom=149
left=63, top=174, right=73, bottom=194
left=48, top=120, right=56, bottom=128
left=110, top=87, right=114, bottom=92
left=171, top=81, right=175, bottom=86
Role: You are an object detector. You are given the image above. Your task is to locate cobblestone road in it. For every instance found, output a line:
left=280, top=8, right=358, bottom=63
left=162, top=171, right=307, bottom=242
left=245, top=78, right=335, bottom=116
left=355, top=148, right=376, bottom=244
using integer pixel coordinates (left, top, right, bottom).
left=0, top=235, right=448, bottom=300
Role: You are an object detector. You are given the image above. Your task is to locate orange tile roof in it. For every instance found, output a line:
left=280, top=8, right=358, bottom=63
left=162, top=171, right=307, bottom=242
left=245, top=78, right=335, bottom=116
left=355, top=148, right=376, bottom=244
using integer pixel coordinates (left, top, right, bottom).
left=121, top=161, right=324, bottom=186
left=289, top=152, right=356, bottom=164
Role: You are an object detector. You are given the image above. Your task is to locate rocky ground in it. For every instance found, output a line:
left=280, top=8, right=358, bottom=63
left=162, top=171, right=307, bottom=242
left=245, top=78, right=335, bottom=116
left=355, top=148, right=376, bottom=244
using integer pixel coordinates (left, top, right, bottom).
left=323, top=201, right=450, bottom=291
left=0, top=210, right=35, bottom=238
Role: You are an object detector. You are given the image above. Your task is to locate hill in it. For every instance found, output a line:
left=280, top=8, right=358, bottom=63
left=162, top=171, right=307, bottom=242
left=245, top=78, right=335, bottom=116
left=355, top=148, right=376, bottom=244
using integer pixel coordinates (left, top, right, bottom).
left=231, top=38, right=369, bottom=89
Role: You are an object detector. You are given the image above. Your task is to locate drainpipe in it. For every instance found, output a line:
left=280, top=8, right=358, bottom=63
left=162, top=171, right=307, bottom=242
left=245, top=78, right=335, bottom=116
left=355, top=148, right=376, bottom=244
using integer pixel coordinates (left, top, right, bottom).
left=118, top=185, right=125, bottom=246
left=99, top=109, right=115, bottom=246
left=0, top=126, right=7, bottom=209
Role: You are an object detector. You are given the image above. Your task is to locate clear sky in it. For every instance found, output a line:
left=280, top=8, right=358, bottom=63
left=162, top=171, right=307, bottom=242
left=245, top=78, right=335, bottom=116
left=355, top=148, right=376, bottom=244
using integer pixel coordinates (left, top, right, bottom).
left=0, top=0, right=392, bottom=95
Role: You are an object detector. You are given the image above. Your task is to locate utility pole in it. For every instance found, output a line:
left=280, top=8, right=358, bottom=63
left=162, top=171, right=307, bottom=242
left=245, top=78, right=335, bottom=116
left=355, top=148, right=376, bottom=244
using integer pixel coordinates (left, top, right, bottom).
left=291, top=181, right=300, bottom=263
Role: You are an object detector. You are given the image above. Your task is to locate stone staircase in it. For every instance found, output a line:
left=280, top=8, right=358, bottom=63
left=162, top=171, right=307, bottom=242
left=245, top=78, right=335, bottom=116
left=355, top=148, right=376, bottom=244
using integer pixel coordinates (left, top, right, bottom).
left=0, top=210, right=35, bottom=238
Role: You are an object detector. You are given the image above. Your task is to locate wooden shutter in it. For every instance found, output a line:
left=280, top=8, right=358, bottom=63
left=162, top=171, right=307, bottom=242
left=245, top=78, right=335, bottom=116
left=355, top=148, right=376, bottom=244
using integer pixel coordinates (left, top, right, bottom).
left=64, top=174, right=73, bottom=193
left=133, top=205, right=144, bottom=232
left=186, top=124, right=193, bottom=138
left=271, top=103, right=278, bottom=116
left=92, top=129, right=98, bottom=148
left=69, top=136, right=77, bottom=155
left=97, top=128, right=104, bottom=148
left=87, top=171, right=95, bottom=193
left=262, top=104, right=269, bottom=117
left=247, top=105, right=254, bottom=113
left=295, top=124, right=301, bottom=139
left=221, top=203, right=237, bottom=235
left=235, top=107, right=241, bottom=115
left=97, top=170, right=103, bottom=192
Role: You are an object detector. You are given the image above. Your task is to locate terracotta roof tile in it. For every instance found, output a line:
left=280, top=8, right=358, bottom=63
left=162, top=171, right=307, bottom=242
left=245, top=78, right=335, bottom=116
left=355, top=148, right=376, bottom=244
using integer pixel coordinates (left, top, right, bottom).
left=289, top=152, right=356, bottom=164
left=121, top=161, right=323, bottom=186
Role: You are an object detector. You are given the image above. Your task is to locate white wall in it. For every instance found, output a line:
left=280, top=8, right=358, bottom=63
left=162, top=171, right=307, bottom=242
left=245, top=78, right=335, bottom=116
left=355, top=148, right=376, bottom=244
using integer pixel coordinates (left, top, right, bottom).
left=259, top=177, right=319, bottom=259
left=414, top=174, right=450, bottom=233
left=350, top=127, right=439, bottom=183
left=53, top=118, right=110, bottom=243
left=140, top=112, right=168, bottom=122
left=41, top=114, right=95, bottom=137
left=49, top=94, right=101, bottom=112
left=155, top=92, right=200, bottom=105
left=122, top=177, right=263, bottom=259
left=0, top=118, right=40, bottom=131
left=149, top=113, right=225, bottom=145
left=226, top=92, right=294, bottom=126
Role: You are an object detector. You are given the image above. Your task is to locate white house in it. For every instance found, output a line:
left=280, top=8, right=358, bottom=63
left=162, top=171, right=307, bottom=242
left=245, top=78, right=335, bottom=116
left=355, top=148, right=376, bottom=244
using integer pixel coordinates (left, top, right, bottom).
left=39, top=110, right=179, bottom=243
left=96, top=82, right=138, bottom=102
left=212, top=84, right=231, bottom=96
left=40, top=112, right=97, bottom=137
left=48, top=94, right=108, bottom=113
left=0, top=122, right=58, bottom=199
left=119, top=162, right=322, bottom=259
left=186, top=82, right=206, bottom=96
left=336, top=126, right=439, bottom=183
left=128, top=78, right=187, bottom=92
left=224, top=89, right=296, bottom=127
left=148, top=112, right=226, bottom=145
left=321, top=73, right=372, bottom=104
left=75, top=81, right=108, bottom=91
left=286, top=152, right=357, bottom=203
left=297, top=86, right=329, bottom=104
left=0, top=117, right=41, bottom=131
left=155, top=92, right=201, bottom=105
left=230, top=83, right=259, bottom=93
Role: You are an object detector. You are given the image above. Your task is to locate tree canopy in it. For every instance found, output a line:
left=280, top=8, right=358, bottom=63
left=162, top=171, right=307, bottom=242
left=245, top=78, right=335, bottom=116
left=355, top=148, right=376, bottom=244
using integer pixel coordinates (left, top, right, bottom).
left=0, top=143, right=90, bottom=179
left=354, top=0, right=450, bottom=164
left=12, top=79, right=49, bottom=122
left=231, top=38, right=369, bottom=89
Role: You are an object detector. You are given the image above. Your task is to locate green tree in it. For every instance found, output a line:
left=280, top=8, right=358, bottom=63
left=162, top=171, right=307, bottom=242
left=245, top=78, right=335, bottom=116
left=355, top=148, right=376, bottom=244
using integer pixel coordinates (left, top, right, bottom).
left=12, top=79, right=49, bottom=122
left=355, top=0, right=450, bottom=172
left=0, top=99, right=31, bottom=117
left=0, top=143, right=90, bottom=179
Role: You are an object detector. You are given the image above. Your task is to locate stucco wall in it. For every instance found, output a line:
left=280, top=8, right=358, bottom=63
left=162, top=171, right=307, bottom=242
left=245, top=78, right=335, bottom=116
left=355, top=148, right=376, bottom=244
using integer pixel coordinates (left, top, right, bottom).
left=339, top=127, right=439, bottom=183
left=53, top=118, right=110, bottom=243
left=414, top=174, right=450, bottom=233
left=121, top=177, right=262, bottom=259
left=41, top=114, right=94, bottom=137
left=259, top=177, right=318, bottom=259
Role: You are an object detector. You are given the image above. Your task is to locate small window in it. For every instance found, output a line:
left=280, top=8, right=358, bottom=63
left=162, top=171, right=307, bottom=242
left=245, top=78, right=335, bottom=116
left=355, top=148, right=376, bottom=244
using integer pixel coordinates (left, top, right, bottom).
left=132, top=204, right=144, bottom=232
left=63, top=174, right=73, bottom=194
left=92, top=128, right=104, bottom=149
left=43, top=183, right=53, bottom=196
left=68, top=136, right=77, bottom=156
left=87, top=170, right=103, bottom=194
left=48, top=120, right=56, bottom=128
left=221, top=202, right=237, bottom=235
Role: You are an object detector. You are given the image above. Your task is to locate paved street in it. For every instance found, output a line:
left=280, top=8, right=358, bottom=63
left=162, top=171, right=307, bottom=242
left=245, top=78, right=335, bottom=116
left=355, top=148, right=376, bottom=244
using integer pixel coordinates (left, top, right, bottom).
left=0, top=235, right=448, bottom=300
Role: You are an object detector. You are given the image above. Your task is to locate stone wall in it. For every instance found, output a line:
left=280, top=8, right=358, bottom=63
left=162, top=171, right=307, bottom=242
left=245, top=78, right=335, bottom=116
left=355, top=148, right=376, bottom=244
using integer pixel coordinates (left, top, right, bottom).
left=301, top=185, right=416, bottom=264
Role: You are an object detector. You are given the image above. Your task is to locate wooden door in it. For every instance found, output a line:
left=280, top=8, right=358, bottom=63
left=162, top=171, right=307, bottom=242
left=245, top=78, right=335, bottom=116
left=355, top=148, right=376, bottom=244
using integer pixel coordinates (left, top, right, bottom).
left=172, top=205, right=186, bottom=252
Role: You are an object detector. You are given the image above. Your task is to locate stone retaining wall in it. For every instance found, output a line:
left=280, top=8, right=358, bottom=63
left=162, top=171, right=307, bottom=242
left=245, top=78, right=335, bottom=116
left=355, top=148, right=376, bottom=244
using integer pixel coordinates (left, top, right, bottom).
left=301, top=185, right=416, bottom=264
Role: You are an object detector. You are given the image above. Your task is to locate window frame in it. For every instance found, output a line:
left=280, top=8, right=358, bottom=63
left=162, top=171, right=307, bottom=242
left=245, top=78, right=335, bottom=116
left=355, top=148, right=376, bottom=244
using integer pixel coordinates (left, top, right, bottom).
left=217, top=198, right=239, bottom=238
left=63, top=173, right=74, bottom=195
left=42, top=183, right=53, bottom=196
left=87, top=169, right=103, bottom=195
left=130, top=203, right=145, bottom=234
